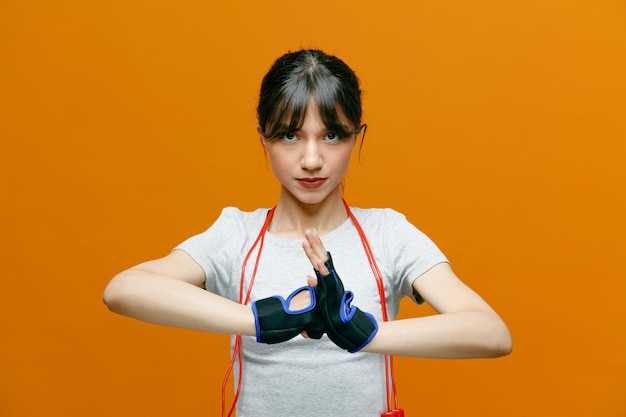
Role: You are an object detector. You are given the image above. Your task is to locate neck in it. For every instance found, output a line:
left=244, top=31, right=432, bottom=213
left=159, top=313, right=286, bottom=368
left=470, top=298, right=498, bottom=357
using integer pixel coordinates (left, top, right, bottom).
left=268, top=188, right=348, bottom=239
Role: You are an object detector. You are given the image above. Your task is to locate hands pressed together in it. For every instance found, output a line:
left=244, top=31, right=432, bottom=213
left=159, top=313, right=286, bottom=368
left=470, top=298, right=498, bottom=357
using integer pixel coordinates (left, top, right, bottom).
left=251, top=230, right=378, bottom=353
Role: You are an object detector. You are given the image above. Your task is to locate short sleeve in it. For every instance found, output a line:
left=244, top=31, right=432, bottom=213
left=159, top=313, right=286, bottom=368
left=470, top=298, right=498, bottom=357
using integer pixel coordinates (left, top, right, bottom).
left=382, top=209, right=448, bottom=304
left=173, top=207, right=247, bottom=295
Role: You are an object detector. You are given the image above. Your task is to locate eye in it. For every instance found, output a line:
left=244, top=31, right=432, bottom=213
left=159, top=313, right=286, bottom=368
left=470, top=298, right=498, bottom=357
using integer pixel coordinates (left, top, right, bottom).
left=324, top=132, right=341, bottom=142
left=281, top=133, right=298, bottom=142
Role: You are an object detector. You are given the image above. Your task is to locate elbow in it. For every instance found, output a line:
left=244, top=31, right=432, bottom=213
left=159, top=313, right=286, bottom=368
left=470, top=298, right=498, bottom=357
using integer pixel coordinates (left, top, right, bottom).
left=487, top=320, right=513, bottom=358
left=489, top=335, right=512, bottom=358
left=501, top=329, right=513, bottom=357
left=102, top=272, right=132, bottom=314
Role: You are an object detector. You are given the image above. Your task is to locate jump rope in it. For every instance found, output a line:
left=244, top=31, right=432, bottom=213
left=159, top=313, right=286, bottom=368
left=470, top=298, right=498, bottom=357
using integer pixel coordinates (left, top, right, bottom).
left=221, top=199, right=402, bottom=416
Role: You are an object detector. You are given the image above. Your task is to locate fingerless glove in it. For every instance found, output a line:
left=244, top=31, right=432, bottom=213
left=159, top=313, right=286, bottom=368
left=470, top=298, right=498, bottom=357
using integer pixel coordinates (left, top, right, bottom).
left=314, top=252, right=378, bottom=352
left=252, top=286, right=325, bottom=344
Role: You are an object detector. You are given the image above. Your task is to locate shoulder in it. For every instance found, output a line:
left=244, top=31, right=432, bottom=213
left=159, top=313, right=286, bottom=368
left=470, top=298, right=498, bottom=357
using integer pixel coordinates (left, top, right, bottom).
left=220, top=206, right=269, bottom=221
left=175, top=206, right=269, bottom=250
left=217, top=206, right=270, bottom=230
left=349, top=206, right=444, bottom=256
left=350, top=207, right=412, bottom=230
left=218, top=206, right=269, bottom=220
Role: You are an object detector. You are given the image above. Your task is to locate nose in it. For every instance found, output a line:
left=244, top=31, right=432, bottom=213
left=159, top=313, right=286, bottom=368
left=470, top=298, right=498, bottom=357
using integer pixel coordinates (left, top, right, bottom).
left=300, top=138, right=323, bottom=171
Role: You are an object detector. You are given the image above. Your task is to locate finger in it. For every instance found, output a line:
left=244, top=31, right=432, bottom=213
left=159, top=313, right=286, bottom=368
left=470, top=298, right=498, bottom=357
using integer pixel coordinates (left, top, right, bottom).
left=304, top=229, right=328, bottom=259
left=302, top=231, right=328, bottom=275
left=301, top=239, right=317, bottom=270
left=301, top=330, right=309, bottom=339
left=316, top=257, right=330, bottom=276
left=306, top=275, right=318, bottom=288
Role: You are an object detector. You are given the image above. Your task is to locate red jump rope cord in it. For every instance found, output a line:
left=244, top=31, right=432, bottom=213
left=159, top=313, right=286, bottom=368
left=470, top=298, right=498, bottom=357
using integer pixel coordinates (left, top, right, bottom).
left=222, top=208, right=275, bottom=417
left=342, top=198, right=399, bottom=412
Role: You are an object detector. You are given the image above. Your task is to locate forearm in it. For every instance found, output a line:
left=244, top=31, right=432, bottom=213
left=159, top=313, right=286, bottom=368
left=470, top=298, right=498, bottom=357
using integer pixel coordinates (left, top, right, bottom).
left=362, top=311, right=512, bottom=358
left=103, top=269, right=256, bottom=336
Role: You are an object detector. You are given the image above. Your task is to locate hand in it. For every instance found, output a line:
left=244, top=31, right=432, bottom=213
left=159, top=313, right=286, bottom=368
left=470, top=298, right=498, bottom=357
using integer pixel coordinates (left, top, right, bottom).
left=302, top=231, right=378, bottom=353
left=252, top=286, right=325, bottom=344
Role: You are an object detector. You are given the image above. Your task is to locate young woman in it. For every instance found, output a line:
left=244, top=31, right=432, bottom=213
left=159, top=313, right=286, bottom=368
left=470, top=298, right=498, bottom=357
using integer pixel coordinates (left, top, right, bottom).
left=103, top=49, right=512, bottom=417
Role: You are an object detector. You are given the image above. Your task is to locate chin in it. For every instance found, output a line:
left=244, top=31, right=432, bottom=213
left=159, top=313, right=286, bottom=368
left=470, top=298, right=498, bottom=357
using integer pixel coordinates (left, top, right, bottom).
left=281, top=182, right=342, bottom=206
left=299, top=191, right=342, bottom=207
left=283, top=190, right=329, bottom=206
left=295, top=195, right=327, bottom=206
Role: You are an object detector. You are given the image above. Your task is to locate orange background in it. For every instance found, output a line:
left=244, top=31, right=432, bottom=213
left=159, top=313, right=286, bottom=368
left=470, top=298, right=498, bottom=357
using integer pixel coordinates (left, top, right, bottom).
left=1, top=1, right=625, bottom=416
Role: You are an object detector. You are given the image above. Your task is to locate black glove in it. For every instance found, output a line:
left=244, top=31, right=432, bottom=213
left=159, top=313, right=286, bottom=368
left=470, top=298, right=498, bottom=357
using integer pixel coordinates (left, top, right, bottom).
left=252, top=286, right=325, bottom=344
left=314, top=252, right=378, bottom=352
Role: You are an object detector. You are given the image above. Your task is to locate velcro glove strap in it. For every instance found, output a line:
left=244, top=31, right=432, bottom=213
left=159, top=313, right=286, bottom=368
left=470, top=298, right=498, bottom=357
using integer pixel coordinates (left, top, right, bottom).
left=315, top=252, right=378, bottom=353
left=252, top=286, right=324, bottom=344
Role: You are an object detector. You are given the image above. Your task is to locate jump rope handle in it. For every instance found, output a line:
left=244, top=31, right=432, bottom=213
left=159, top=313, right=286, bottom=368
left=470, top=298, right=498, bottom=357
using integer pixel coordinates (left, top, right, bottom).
left=381, top=410, right=405, bottom=417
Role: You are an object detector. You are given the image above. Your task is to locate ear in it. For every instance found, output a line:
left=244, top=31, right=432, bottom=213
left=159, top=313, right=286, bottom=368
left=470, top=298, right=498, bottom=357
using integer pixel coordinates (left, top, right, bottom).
left=257, top=124, right=268, bottom=148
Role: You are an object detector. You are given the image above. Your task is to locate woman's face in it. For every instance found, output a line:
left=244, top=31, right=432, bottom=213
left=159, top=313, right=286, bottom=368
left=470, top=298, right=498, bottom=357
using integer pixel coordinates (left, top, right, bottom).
left=261, top=101, right=356, bottom=206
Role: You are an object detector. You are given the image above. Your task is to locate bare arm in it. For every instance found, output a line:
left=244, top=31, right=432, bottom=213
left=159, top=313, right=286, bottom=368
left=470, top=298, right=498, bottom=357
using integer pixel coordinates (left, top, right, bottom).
left=362, top=262, right=512, bottom=358
left=303, top=230, right=512, bottom=358
left=102, top=250, right=256, bottom=336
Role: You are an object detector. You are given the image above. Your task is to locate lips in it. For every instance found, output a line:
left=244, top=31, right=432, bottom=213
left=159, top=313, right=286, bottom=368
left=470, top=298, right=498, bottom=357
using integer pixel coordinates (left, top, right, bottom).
left=297, top=178, right=327, bottom=189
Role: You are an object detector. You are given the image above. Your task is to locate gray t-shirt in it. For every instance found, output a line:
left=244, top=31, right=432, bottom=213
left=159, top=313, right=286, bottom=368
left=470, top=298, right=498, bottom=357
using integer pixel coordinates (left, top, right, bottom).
left=175, top=206, right=447, bottom=417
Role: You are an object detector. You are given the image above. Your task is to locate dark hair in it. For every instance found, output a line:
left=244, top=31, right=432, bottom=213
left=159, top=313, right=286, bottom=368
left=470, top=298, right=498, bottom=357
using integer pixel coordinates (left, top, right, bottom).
left=257, top=49, right=363, bottom=139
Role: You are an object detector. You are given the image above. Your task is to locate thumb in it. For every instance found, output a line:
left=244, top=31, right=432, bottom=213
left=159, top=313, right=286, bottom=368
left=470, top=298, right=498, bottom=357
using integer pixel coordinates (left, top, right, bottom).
left=307, top=275, right=318, bottom=288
